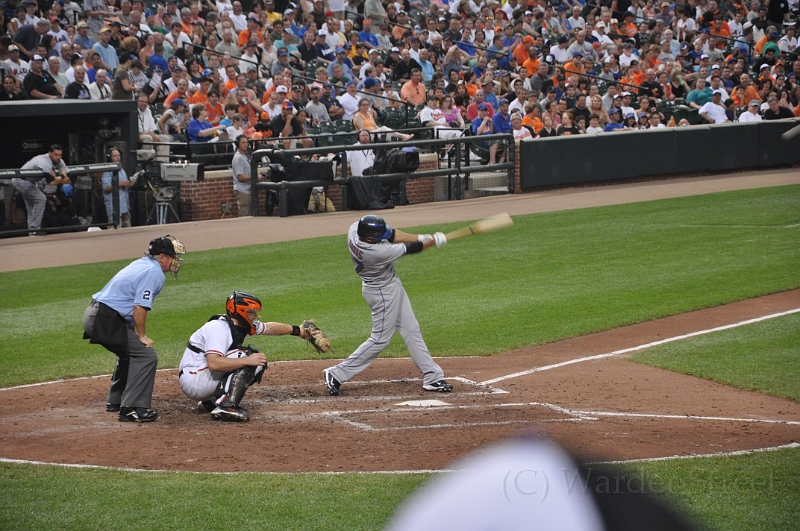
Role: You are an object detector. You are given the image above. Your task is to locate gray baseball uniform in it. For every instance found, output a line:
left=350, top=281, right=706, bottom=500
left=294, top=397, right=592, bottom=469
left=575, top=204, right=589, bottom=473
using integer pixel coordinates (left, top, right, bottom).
left=325, top=222, right=445, bottom=386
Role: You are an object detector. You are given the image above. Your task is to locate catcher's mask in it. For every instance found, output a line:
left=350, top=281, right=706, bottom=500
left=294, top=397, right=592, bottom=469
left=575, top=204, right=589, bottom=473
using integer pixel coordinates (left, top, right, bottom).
left=357, top=215, right=392, bottom=243
left=226, top=291, right=262, bottom=335
left=148, top=234, right=186, bottom=280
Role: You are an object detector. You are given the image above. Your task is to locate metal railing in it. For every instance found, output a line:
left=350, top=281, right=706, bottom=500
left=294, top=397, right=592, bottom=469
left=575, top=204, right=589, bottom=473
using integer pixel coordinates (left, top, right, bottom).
left=249, top=133, right=514, bottom=217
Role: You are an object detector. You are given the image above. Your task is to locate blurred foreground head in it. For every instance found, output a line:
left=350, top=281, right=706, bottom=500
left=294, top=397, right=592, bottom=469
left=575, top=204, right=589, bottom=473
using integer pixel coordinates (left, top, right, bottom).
left=386, top=436, right=699, bottom=531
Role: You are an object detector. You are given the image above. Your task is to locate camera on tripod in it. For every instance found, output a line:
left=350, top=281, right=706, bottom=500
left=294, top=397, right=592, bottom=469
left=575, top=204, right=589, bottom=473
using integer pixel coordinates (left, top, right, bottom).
left=132, top=151, right=204, bottom=224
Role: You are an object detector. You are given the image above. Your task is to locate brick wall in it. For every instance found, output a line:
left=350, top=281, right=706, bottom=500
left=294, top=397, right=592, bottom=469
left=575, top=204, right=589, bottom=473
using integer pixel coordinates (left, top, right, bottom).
left=179, top=170, right=269, bottom=221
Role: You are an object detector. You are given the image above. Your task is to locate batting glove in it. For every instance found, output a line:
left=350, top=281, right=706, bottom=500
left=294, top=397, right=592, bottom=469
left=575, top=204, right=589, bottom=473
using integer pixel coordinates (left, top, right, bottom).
left=433, top=232, right=447, bottom=247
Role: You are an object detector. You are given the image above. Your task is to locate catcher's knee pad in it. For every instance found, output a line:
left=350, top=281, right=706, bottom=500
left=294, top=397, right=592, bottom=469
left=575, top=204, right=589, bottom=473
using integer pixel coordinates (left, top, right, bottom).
left=215, top=365, right=260, bottom=408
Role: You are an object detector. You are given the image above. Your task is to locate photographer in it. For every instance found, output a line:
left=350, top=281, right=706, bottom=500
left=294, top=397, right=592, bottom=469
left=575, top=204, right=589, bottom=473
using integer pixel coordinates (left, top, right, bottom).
left=102, top=148, right=133, bottom=228
left=13, top=144, right=70, bottom=235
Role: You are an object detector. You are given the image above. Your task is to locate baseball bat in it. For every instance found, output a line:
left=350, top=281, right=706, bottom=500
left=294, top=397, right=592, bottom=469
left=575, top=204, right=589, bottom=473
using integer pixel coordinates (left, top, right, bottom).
left=781, top=123, right=800, bottom=142
left=445, top=212, right=514, bottom=241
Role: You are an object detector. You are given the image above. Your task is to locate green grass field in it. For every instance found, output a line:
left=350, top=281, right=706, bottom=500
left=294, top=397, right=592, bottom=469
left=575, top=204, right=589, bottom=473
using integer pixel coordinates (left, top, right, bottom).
left=632, top=312, right=800, bottom=401
left=0, top=184, right=798, bottom=530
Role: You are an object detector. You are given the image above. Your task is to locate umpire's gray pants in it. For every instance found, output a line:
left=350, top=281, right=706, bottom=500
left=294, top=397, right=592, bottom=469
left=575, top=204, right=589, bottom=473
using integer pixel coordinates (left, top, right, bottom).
left=83, top=302, right=159, bottom=409
left=11, top=178, right=46, bottom=231
left=328, top=277, right=445, bottom=386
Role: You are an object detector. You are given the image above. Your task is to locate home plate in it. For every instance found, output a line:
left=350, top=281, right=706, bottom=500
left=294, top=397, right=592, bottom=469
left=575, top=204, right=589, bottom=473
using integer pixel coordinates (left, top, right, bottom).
left=395, top=400, right=451, bottom=407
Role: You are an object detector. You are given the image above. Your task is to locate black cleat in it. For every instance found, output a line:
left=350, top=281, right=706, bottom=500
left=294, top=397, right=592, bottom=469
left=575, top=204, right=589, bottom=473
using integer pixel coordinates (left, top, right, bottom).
left=106, top=403, right=120, bottom=412
left=423, top=380, right=453, bottom=393
left=323, top=368, right=340, bottom=396
left=197, top=400, right=215, bottom=412
left=118, top=406, right=158, bottom=422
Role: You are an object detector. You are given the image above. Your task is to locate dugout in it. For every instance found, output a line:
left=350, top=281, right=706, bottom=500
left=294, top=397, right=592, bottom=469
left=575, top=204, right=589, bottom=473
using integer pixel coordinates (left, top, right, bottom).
left=0, top=101, right=145, bottom=232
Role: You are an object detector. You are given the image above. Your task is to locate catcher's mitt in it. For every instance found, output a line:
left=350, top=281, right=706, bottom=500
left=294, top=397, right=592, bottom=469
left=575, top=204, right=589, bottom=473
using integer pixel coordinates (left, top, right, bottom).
left=299, top=320, right=331, bottom=353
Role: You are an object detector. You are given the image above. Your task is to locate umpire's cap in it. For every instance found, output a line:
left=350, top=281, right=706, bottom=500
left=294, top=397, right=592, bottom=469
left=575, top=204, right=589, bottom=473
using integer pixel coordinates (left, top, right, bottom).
left=148, top=235, right=185, bottom=257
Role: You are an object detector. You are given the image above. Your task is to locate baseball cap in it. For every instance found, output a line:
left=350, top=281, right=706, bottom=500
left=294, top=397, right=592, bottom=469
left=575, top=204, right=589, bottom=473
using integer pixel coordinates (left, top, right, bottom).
left=700, top=53, right=709, bottom=59
left=172, top=98, right=186, bottom=108
left=596, top=21, right=606, bottom=29
left=748, top=99, right=760, bottom=107
left=391, top=47, right=400, bottom=52
left=336, top=47, right=345, bottom=54
left=621, top=91, right=631, bottom=97
left=624, top=112, right=635, bottom=119
left=662, top=1, right=670, bottom=5
left=573, top=51, right=583, bottom=57
left=712, top=89, right=724, bottom=95
left=284, top=8, right=294, bottom=14
left=323, top=82, right=332, bottom=88
left=557, top=35, right=568, bottom=44
left=477, top=103, right=488, bottom=111
left=145, top=9, right=154, bottom=16
left=317, top=28, right=328, bottom=36
left=638, top=112, right=648, bottom=118
left=282, top=101, right=294, bottom=110
left=8, top=44, right=19, bottom=51
left=630, top=59, right=639, bottom=65
left=610, top=18, right=619, bottom=24
left=99, top=27, right=111, bottom=33
left=524, top=10, right=532, bottom=15
left=148, top=236, right=179, bottom=257
left=171, top=65, right=183, bottom=72
left=608, top=108, right=620, bottom=115
left=276, top=85, right=288, bottom=93
left=523, top=35, right=535, bottom=43
left=623, top=42, right=633, bottom=48
left=277, top=49, right=288, bottom=57
left=363, top=78, right=377, bottom=88
left=346, top=80, right=357, bottom=87
left=499, top=98, right=508, bottom=105
left=32, top=54, right=44, bottom=61
left=711, top=64, right=720, bottom=69
left=76, top=21, right=88, bottom=28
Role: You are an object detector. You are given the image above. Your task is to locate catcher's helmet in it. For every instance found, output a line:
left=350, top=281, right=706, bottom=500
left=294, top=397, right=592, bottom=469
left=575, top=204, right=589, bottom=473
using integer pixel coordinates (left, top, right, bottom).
left=357, top=215, right=392, bottom=243
left=226, top=291, right=262, bottom=335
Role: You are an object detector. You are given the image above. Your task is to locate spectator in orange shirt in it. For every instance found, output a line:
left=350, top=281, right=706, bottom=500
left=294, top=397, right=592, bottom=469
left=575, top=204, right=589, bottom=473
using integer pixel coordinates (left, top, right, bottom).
left=563, top=53, right=586, bottom=76
left=710, top=18, right=731, bottom=46
left=521, top=101, right=543, bottom=133
left=179, top=7, right=193, bottom=35
left=400, top=69, right=427, bottom=106
left=238, top=17, right=264, bottom=52
left=205, top=90, right=224, bottom=125
left=189, top=76, right=211, bottom=105
left=513, top=35, right=536, bottom=66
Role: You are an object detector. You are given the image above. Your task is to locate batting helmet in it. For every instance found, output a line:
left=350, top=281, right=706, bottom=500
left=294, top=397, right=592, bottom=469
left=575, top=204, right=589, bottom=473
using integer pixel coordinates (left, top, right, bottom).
left=357, top=215, right=392, bottom=243
left=226, top=291, right=262, bottom=335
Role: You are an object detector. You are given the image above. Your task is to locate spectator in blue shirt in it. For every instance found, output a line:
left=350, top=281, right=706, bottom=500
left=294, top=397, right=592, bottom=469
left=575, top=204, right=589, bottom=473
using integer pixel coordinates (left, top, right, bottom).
left=492, top=98, right=512, bottom=134
left=604, top=108, right=625, bottom=132
left=359, top=18, right=379, bottom=48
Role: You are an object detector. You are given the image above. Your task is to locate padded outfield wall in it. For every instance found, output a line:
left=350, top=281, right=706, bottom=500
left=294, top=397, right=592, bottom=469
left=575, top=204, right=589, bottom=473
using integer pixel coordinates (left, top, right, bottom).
left=518, top=119, right=800, bottom=190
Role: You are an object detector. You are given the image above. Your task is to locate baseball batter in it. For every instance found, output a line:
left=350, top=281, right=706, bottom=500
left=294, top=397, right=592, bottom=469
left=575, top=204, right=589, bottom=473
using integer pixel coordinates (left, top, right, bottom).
left=323, top=215, right=453, bottom=396
left=82, top=235, right=186, bottom=422
left=179, top=291, right=330, bottom=422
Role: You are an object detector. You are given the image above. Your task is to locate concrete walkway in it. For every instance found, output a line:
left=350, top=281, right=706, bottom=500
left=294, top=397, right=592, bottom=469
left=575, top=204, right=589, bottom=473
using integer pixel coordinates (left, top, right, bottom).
left=1, top=168, right=797, bottom=273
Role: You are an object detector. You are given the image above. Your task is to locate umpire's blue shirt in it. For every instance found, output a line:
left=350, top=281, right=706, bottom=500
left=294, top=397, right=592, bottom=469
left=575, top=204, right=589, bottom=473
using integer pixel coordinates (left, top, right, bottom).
left=93, top=256, right=165, bottom=325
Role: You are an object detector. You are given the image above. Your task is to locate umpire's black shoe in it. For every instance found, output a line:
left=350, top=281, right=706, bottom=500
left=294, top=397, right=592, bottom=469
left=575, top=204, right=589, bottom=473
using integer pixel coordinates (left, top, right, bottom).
left=197, top=400, right=215, bottom=412
left=323, top=368, right=340, bottom=396
left=423, top=380, right=453, bottom=392
left=118, top=406, right=158, bottom=423
left=106, top=403, right=120, bottom=412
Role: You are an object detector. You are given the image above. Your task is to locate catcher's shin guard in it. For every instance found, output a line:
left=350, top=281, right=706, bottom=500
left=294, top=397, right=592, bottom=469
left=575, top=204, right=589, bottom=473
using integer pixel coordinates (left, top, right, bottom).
left=214, top=365, right=264, bottom=408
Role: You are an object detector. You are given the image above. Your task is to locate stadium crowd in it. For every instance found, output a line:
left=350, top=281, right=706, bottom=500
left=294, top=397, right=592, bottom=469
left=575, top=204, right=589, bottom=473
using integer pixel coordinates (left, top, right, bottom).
left=1, top=0, right=798, bottom=149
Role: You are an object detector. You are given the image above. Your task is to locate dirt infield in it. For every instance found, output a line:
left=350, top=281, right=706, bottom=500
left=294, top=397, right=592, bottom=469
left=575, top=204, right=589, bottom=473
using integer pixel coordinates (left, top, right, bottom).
left=1, top=170, right=798, bottom=472
left=1, top=290, right=798, bottom=472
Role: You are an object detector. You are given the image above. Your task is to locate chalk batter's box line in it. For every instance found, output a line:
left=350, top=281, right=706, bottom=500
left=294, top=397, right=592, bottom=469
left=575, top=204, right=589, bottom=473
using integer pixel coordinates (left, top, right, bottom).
left=312, top=400, right=800, bottom=432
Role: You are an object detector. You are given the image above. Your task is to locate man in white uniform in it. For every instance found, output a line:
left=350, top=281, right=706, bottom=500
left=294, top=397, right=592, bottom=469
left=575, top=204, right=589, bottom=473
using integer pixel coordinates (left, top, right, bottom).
left=322, top=215, right=453, bottom=396
left=179, top=291, right=327, bottom=421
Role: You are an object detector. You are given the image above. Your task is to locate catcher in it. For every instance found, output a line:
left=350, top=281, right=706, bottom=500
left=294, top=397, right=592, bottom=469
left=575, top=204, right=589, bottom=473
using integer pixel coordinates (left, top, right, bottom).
left=178, top=291, right=330, bottom=422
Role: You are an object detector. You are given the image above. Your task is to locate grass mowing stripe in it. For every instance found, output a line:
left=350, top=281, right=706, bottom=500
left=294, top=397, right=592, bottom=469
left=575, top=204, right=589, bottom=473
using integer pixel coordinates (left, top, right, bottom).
left=0, top=186, right=797, bottom=388
left=631, top=312, right=800, bottom=401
